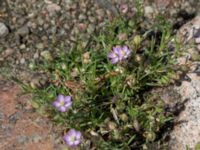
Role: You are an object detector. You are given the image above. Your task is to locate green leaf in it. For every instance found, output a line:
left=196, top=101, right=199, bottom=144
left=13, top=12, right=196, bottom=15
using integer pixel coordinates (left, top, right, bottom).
left=195, top=142, right=200, bottom=150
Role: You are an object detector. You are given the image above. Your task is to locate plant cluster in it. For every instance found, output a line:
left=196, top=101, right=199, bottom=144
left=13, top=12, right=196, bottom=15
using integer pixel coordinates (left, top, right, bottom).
left=25, top=3, right=180, bottom=150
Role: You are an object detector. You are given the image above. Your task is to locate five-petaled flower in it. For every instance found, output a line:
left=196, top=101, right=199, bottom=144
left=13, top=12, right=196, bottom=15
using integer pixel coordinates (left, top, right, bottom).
left=53, top=94, right=72, bottom=112
left=108, top=45, right=131, bottom=64
left=63, top=129, right=82, bottom=147
left=120, top=45, right=131, bottom=59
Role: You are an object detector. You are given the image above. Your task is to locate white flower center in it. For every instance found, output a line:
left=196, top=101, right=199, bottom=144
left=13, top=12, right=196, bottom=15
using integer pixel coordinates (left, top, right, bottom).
left=70, top=136, right=76, bottom=142
left=60, top=101, right=65, bottom=106
left=122, top=50, right=126, bottom=56
left=114, top=52, right=118, bottom=58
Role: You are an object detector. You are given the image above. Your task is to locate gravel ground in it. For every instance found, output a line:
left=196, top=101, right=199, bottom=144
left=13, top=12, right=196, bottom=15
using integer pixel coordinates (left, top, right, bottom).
left=0, top=0, right=199, bottom=85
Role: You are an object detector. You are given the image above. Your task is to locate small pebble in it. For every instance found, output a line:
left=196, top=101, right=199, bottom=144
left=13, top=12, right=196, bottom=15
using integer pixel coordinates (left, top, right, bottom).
left=32, top=134, right=43, bottom=143
left=0, top=22, right=9, bottom=37
left=40, top=50, right=53, bottom=61
left=16, top=135, right=29, bottom=144
left=17, top=25, right=29, bottom=36
left=20, top=44, right=26, bottom=49
left=2, top=48, right=14, bottom=58
left=36, top=43, right=44, bottom=50
left=46, top=3, right=61, bottom=15
left=144, top=6, right=154, bottom=18
left=20, top=58, right=25, bottom=64
left=33, top=52, right=39, bottom=59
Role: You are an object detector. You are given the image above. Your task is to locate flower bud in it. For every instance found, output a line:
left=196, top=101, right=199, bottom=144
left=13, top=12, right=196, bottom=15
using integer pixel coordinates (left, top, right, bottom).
left=135, top=54, right=143, bottom=63
left=83, top=52, right=91, bottom=64
left=133, top=35, right=142, bottom=46
left=61, top=63, right=67, bottom=70
left=126, top=75, right=136, bottom=87
left=133, top=119, right=140, bottom=132
left=108, top=121, right=117, bottom=130
left=113, top=130, right=121, bottom=140
left=119, top=113, right=128, bottom=122
left=144, top=131, right=156, bottom=142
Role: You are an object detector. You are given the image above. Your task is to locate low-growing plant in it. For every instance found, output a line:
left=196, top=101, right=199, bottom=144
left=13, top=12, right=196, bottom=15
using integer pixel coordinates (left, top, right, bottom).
left=23, top=3, right=180, bottom=150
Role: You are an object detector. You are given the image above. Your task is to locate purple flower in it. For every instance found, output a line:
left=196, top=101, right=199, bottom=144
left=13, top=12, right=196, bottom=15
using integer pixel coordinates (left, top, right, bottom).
left=63, top=129, right=82, bottom=147
left=120, top=45, right=131, bottom=59
left=108, top=45, right=131, bottom=64
left=108, top=46, right=121, bottom=64
left=52, top=94, right=72, bottom=112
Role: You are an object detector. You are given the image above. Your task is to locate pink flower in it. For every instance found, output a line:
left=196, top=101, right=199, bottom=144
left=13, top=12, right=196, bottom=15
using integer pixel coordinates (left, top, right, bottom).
left=63, top=129, right=82, bottom=147
left=52, top=94, right=72, bottom=112
left=108, top=46, right=122, bottom=64
left=108, top=45, right=131, bottom=64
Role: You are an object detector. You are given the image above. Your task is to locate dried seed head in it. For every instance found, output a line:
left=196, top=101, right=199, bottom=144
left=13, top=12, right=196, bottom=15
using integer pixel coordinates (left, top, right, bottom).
left=133, top=119, right=140, bottom=132
left=119, top=113, right=128, bottom=122
left=71, top=68, right=78, bottom=77
left=61, top=63, right=67, bottom=70
left=144, top=132, right=156, bottom=142
left=114, top=66, right=124, bottom=74
left=113, top=130, right=122, bottom=140
left=126, top=75, right=136, bottom=87
left=108, top=121, right=117, bottom=130
left=90, top=130, right=99, bottom=137
left=135, top=54, right=143, bottom=63
left=83, top=52, right=91, bottom=64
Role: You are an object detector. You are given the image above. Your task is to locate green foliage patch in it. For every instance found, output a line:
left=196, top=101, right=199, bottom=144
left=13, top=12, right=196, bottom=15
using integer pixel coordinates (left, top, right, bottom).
left=24, top=3, right=180, bottom=150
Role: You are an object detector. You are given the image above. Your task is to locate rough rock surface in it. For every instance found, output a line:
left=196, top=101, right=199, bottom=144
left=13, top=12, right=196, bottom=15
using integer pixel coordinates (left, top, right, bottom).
left=168, top=16, right=200, bottom=150
left=0, top=78, right=67, bottom=150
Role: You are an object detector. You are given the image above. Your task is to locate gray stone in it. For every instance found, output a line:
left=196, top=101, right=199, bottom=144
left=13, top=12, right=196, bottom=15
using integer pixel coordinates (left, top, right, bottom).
left=9, top=112, right=21, bottom=124
left=95, top=0, right=118, bottom=16
left=16, top=135, right=29, bottom=144
left=144, top=6, right=154, bottom=18
left=0, top=112, right=4, bottom=121
left=88, top=16, right=96, bottom=23
left=78, top=14, right=87, bottom=21
left=19, top=44, right=26, bottom=49
left=32, top=134, right=43, bottom=143
left=37, top=17, right=44, bottom=26
left=0, top=22, right=9, bottom=37
left=87, top=24, right=95, bottom=34
left=2, top=48, right=14, bottom=58
left=17, top=25, right=29, bottom=36
left=33, top=52, right=39, bottom=59
left=20, top=58, right=25, bottom=64
left=36, top=43, right=44, bottom=50
left=46, top=3, right=61, bottom=15
left=40, top=50, right=53, bottom=61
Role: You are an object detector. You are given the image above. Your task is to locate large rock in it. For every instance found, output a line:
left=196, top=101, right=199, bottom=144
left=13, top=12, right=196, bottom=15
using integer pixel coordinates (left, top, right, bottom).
left=168, top=16, right=200, bottom=150
left=169, top=74, right=200, bottom=150
left=177, top=16, right=200, bottom=52
left=0, top=80, right=55, bottom=150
